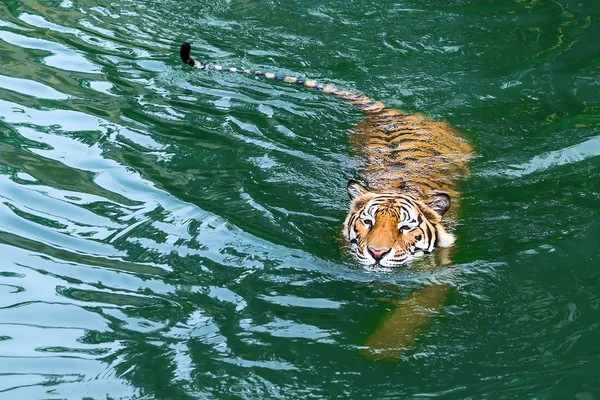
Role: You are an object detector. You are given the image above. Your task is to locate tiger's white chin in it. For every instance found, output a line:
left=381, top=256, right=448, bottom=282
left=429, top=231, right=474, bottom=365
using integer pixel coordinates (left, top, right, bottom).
left=358, top=249, right=426, bottom=268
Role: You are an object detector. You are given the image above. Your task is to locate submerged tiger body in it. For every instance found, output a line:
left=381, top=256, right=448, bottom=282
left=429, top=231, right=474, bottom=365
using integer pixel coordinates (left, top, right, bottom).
left=344, top=110, right=472, bottom=267
left=180, top=42, right=472, bottom=268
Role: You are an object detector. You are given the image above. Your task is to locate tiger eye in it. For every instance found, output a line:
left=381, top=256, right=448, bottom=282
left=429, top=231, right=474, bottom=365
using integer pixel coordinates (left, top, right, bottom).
left=415, top=235, right=422, bottom=241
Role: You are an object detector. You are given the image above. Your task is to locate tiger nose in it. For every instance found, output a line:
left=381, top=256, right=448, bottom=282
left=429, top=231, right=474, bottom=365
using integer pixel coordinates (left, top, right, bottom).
left=367, top=246, right=391, bottom=261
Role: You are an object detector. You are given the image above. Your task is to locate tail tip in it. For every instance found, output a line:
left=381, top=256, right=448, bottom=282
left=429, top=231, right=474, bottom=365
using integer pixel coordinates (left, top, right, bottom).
left=180, top=42, right=192, bottom=64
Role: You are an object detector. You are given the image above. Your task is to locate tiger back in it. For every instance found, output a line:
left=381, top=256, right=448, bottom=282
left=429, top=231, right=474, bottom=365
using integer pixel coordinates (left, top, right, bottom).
left=351, top=109, right=472, bottom=204
left=343, top=108, right=473, bottom=267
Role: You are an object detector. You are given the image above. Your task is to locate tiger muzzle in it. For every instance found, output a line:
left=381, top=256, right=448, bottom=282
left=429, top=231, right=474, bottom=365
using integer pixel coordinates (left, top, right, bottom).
left=367, top=246, right=391, bottom=262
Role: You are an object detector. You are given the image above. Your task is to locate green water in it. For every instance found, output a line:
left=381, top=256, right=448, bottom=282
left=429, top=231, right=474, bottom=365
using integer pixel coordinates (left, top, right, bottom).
left=0, top=0, right=599, bottom=398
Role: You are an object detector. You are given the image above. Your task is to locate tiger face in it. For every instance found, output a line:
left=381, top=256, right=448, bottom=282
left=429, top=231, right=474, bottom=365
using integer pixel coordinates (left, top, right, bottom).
left=343, top=180, right=455, bottom=267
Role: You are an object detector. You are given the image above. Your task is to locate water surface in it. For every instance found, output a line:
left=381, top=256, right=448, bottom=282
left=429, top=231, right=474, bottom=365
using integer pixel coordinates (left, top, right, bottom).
left=0, top=0, right=599, bottom=398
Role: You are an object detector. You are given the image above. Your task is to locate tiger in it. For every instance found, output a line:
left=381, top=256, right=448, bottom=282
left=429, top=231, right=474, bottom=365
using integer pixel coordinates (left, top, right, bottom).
left=179, top=42, right=473, bottom=269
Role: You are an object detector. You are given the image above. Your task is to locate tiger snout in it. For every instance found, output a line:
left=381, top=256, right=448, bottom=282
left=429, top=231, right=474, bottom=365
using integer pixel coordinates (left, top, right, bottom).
left=367, top=246, right=391, bottom=262
left=359, top=240, right=412, bottom=267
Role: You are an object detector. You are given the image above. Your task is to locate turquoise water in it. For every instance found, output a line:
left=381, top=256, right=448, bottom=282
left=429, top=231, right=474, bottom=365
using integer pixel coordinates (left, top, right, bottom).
left=0, top=0, right=599, bottom=398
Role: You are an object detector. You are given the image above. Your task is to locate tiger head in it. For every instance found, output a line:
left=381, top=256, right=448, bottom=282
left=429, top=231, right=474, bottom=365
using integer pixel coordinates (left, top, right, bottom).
left=343, top=180, right=455, bottom=267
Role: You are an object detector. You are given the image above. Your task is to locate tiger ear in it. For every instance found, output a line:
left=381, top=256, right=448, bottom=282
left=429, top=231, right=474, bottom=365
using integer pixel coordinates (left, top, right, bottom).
left=426, top=192, right=451, bottom=216
left=347, top=180, right=370, bottom=200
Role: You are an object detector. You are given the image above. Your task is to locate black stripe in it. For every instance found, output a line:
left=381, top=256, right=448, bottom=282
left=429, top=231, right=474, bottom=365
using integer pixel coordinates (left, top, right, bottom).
left=357, top=101, right=376, bottom=110
left=381, top=130, right=419, bottom=140
left=397, top=196, right=419, bottom=208
left=337, top=92, right=356, bottom=100
left=392, top=137, right=426, bottom=146
left=388, top=148, right=443, bottom=158
left=392, top=155, right=420, bottom=163
left=367, top=195, right=396, bottom=201
left=352, top=225, right=359, bottom=240
left=408, top=179, right=438, bottom=190
left=382, top=124, right=418, bottom=132
left=367, top=203, right=378, bottom=215
left=424, top=222, right=434, bottom=246
left=399, top=204, right=412, bottom=217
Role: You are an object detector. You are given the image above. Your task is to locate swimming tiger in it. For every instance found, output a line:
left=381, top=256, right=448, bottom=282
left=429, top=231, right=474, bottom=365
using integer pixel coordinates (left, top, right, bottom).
left=179, top=42, right=473, bottom=268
